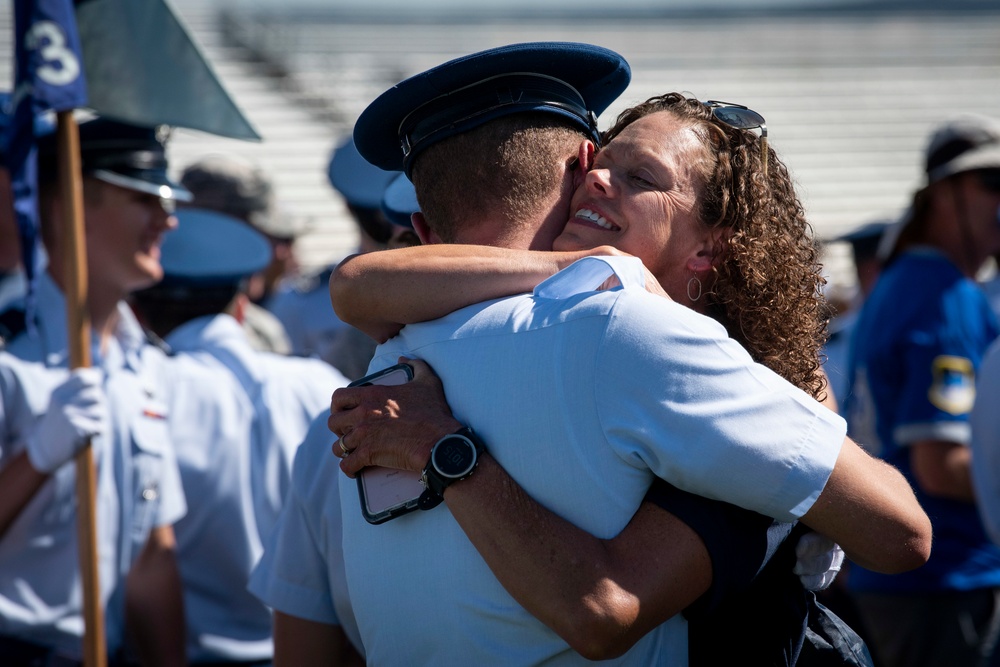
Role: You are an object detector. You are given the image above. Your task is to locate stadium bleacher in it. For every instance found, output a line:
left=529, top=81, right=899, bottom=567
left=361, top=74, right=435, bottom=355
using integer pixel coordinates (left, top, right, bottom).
left=3, top=1, right=999, bottom=292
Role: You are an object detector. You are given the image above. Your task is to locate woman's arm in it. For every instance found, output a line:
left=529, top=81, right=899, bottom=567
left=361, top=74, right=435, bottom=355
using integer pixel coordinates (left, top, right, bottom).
left=273, top=612, right=364, bottom=667
left=800, top=437, right=932, bottom=572
left=328, top=245, right=621, bottom=342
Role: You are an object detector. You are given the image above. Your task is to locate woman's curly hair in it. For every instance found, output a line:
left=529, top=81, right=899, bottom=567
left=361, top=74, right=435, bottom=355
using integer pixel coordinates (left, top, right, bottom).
left=603, top=93, right=829, bottom=400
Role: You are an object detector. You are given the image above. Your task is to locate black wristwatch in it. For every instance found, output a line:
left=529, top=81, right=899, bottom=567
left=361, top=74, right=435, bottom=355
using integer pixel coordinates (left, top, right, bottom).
left=418, top=427, right=485, bottom=510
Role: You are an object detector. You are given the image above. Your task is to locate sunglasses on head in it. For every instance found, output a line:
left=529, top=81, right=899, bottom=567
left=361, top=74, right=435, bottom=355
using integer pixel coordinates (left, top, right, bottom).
left=703, top=100, right=768, bottom=177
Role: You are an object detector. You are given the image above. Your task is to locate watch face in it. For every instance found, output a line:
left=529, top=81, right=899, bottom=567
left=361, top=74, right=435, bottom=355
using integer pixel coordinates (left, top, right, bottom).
left=433, top=436, right=476, bottom=479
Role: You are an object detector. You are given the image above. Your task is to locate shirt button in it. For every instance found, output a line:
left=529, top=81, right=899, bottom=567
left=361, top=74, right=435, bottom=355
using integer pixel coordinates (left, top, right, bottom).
left=142, top=487, right=158, bottom=501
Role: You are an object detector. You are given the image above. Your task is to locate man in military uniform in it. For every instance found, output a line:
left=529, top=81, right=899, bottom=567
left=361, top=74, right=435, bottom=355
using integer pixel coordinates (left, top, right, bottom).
left=130, top=207, right=348, bottom=665
left=0, top=117, right=189, bottom=666
left=179, top=155, right=298, bottom=356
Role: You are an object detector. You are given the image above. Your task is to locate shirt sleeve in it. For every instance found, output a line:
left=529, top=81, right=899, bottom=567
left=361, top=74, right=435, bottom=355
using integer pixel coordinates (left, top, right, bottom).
left=247, top=419, right=343, bottom=625
left=248, top=484, right=340, bottom=625
left=893, top=289, right=988, bottom=446
left=598, top=292, right=845, bottom=522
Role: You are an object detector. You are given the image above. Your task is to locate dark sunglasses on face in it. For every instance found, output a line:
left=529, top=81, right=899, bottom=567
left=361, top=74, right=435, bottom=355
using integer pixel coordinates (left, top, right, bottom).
left=702, top=100, right=769, bottom=177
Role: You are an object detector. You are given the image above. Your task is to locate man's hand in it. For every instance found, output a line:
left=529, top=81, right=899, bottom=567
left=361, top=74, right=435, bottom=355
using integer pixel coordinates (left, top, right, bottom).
left=793, top=531, right=845, bottom=591
left=329, top=358, right=462, bottom=477
left=25, top=367, right=108, bottom=474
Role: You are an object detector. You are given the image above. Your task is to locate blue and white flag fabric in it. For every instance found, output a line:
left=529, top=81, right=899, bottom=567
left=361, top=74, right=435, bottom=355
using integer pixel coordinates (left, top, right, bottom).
left=4, top=0, right=88, bottom=321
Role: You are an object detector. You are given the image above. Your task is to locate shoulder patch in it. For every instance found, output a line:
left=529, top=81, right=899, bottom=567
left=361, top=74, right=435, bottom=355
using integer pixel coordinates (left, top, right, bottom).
left=928, top=355, right=976, bottom=415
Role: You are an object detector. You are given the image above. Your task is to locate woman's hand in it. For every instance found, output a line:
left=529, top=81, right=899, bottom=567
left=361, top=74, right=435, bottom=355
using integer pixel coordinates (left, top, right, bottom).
left=573, top=246, right=670, bottom=300
left=329, top=358, right=463, bottom=477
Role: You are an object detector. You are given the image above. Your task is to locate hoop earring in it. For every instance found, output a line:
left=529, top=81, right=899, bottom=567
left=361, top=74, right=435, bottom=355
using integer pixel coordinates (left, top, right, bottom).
left=687, top=276, right=703, bottom=302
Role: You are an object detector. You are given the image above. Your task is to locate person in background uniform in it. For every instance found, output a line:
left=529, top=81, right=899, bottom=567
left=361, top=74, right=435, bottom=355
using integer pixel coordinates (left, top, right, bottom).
left=844, top=113, right=1000, bottom=667
left=129, top=208, right=348, bottom=666
left=265, top=137, right=419, bottom=380
left=179, top=155, right=299, bottom=356
left=0, top=117, right=189, bottom=666
left=822, top=218, right=892, bottom=409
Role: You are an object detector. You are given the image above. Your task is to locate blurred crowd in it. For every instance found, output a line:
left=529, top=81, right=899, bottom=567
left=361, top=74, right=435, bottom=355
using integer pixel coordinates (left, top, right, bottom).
left=1, top=39, right=999, bottom=667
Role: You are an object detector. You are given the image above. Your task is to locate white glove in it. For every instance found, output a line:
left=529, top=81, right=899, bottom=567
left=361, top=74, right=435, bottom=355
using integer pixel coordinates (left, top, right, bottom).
left=25, top=367, right=108, bottom=474
left=793, top=531, right=845, bottom=591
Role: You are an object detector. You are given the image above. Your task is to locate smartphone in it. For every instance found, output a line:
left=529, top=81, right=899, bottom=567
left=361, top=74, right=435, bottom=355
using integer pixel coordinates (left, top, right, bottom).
left=348, top=363, right=427, bottom=525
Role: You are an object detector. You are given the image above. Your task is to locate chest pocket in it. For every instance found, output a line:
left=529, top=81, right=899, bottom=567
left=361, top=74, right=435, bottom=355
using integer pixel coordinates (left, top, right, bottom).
left=127, top=399, right=170, bottom=544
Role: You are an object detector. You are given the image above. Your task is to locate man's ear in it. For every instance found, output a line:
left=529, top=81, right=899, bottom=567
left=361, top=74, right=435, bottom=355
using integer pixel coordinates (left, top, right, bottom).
left=569, top=140, right=597, bottom=190
left=411, top=212, right=441, bottom=245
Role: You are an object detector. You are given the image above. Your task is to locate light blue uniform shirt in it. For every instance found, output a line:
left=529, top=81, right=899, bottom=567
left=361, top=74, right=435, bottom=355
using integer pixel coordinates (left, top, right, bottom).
left=0, top=273, right=186, bottom=659
left=266, top=266, right=376, bottom=380
left=248, top=413, right=363, bottom=656
left=164, top=314, right=347, bottom=662
left=332, top=256, right=844, bottom=666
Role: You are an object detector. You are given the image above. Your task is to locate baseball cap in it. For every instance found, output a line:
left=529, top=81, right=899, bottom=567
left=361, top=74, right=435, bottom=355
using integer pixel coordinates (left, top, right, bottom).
left=180, top=154, right=307, bottom=239
left=925, top=113, right=1000, bottom=185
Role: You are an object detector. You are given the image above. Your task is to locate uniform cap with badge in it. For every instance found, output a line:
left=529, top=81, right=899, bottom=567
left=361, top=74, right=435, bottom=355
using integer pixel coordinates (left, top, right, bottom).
left=352, top=41, right=631, bottom=176
left=37, top=116, right=192, bottom=202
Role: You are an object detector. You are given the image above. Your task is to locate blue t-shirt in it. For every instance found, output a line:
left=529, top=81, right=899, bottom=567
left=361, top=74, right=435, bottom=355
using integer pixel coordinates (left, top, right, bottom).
left=846, top=248, right=1000, bottom=593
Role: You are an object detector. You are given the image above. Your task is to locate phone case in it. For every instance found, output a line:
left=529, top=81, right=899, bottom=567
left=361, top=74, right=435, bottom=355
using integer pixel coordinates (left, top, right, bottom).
left=348, top=364, right=427, bottom=525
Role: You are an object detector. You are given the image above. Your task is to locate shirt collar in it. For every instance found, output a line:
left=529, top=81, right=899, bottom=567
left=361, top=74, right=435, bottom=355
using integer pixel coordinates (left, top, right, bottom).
left=33, top=272, right=148, bottom=369
left=165, top=313, right=244, bottom=353
left=533, top=256, right=647, bottom=300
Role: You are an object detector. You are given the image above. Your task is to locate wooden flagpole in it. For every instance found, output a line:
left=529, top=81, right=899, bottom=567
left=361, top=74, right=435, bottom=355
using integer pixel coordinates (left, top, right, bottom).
left=56, top=109, right=107, bottom=667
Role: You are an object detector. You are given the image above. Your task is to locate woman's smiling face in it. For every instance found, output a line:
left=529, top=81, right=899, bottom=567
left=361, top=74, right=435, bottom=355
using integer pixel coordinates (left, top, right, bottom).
left=553, top=111, right=716, bottom=304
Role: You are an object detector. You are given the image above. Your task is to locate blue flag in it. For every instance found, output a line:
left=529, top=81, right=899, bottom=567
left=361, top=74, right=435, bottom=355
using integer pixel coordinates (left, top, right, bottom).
left=4, top=0, right=87, bottom=319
